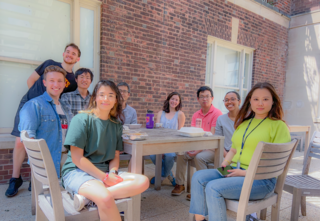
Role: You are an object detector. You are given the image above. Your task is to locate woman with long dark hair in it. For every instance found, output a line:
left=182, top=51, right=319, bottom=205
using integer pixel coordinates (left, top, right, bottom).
left=61, top=80, right=149, bottom=221
left=189, top=82, right=291, bottom=221
left=149, top=92, right=186, bottom=185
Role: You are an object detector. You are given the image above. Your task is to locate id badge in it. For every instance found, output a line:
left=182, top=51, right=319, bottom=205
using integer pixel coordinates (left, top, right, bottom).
left=237, top=161, right=240, bottom=169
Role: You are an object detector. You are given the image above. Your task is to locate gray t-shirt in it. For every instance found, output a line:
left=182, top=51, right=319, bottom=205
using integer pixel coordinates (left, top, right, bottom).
left=215, top=113, right=235, bottom=151
left=123, top=104, right=137, bottom=124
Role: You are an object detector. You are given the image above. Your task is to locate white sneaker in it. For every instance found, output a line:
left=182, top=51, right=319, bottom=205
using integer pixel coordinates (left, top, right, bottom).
left=73, top=193, right=90, bottom=211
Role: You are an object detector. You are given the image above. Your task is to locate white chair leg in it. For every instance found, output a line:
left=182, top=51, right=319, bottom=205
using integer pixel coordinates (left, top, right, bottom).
left=35, top=197, right=48, bottom=221
left=271, top=202, right=281, bottom=221
left=124, top=199, right=133, bottom=221
left=260, top=208, right=267, bottom=220
left=31, top=174, right=36, bottom=215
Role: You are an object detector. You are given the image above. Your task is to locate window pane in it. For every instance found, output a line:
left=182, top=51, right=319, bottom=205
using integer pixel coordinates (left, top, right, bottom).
left=242, top=89, right=248, bottom=105
left=213, top=87, right=240, bottom=114
left=0, top=61, right=37, bottom=128
left=0, top=0, right=71, bottom=61
left=243, top=53, right=250, bottom=89
left=80, top=7, right=94, bottom=69
left=215, top=46, right=240, bottom=87
left=205, top=43, right=212, bottom=85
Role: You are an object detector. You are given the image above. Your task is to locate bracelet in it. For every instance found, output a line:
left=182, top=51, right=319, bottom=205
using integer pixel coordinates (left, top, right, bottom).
left=224, top=159, right=231, bottom=164
left=103, top=173, right=109, bottom=183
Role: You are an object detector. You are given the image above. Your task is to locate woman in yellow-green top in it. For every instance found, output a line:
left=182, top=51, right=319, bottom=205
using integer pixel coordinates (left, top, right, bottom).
left=189, top=82, right=291, bottom=221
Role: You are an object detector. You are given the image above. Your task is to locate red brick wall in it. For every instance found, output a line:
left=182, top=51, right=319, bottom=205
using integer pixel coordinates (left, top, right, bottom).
left=100, top=0, right=288, bottom=125
left=291, top=0, right=320, bottom=15
left=273, top=0, right=292, bottom=14
left=0, top=149, right=30, bottom=184
left=0, top=0, right=289, bottom=185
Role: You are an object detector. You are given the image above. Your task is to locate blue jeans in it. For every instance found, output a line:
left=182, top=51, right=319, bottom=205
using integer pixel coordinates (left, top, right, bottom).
left=189, top=169, right=276, bottom=221
left=150, top=153, right=176, bottom=177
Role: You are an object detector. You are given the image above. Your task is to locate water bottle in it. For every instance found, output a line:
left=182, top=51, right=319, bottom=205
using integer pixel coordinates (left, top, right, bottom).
left=146, top=110, right=154, bottom=129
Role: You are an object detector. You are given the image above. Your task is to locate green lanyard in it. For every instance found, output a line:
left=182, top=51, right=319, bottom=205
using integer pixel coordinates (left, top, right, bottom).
left=237, top=117, right=267, bottom=169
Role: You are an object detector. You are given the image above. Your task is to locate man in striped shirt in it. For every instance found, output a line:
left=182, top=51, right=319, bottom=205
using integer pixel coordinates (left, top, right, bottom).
left=61, top=68, right=93, bottom=116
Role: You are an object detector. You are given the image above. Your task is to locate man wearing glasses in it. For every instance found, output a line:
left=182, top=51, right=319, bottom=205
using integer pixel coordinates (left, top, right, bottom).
left=171, top=86, right=222, bottom=199
left=117, top=82, right=137, bottom=124
left=190, top=86, right=222, bottom=134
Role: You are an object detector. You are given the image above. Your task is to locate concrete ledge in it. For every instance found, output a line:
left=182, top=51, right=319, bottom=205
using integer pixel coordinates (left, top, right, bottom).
left=254, top=0, right=291, bottom=18
left=231, top=0, right=290, bottom=28
left=0, top=134, right=15, bottom=150
left=290, top=10, right=320, bottom=29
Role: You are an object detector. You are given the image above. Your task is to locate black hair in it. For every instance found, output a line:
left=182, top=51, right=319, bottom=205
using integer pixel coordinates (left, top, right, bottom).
left=197, top=86, right=213, bottom=98
left=75, top=68, right=94, bottom=82
left=117, top=82, right=131, bottom=93
left=225, top=91, right=241, bottom=100
left=162, top=92, right=182, bottom=113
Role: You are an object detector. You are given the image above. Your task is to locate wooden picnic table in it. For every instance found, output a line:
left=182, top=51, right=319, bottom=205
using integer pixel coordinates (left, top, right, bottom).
left=123, top=127, right=224, bottom=221
left=288, top=125, right=311, bottom=157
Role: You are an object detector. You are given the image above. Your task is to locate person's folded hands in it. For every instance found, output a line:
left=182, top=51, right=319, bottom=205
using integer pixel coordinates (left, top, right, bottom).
left=226, top=169, right=246, bottom=177
left=103, top=173, right=123, bottom=186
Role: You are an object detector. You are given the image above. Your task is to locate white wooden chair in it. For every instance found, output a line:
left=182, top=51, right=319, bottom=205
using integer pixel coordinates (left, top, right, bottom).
left=189, top=139, right=298, bottom=221
left=226, top=139, right=298, bottom=221
left=284, top=131, right=320, bottom=221
left=21, top=131, right=133, bottom=221
left=290, top=134, right=304, bottom=152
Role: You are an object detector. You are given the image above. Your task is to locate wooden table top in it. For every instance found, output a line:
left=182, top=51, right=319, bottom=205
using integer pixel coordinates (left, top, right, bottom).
left=123, top=127, right=224, bottom=144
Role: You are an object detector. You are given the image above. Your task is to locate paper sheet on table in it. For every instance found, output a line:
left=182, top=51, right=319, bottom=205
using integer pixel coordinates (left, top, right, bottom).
left=204, top=132, right=213, bottom=137
left=122, top=131, right=148, bottom=141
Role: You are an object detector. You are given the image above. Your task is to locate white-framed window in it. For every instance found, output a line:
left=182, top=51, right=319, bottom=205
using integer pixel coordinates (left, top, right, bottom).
left=206, top=36, right=254, bottom=114
left=0, top=0, right=101, bottom=132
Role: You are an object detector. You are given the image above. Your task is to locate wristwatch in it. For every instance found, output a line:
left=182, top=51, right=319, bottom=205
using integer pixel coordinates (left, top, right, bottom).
left=109, top=169, right=118, bottom=175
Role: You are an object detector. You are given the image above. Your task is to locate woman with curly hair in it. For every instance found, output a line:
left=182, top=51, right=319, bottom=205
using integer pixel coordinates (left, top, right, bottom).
left=149, top=92, right=186, bottom=186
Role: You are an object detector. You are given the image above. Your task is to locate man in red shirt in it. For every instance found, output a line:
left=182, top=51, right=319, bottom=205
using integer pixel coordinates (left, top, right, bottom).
left=171, top=86, right=222, bottom=199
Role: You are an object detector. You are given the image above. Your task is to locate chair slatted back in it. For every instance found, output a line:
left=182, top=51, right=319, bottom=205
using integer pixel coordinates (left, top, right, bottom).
left=254, top=140, right=297, bottom=180
left=21, top=131, right=54, bottom=185
left=236, top=139, right=299, bottom=219
left=21, top=131, right=65, bottom=221
left=303, top=131, right=320, bottom=175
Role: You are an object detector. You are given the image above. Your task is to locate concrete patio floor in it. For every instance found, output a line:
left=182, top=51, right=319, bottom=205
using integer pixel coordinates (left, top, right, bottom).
left=0, top=151, right=320, bottom=221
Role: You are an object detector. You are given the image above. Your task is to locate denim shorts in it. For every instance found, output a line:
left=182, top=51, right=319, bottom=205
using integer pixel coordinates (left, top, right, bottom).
left=63, top=168, right=124, bottom=195
left=11, top=94, right=28, bottom=137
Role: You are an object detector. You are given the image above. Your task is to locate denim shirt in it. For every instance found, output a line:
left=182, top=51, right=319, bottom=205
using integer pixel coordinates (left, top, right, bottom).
left=19, top=91, right=73, bottom=178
